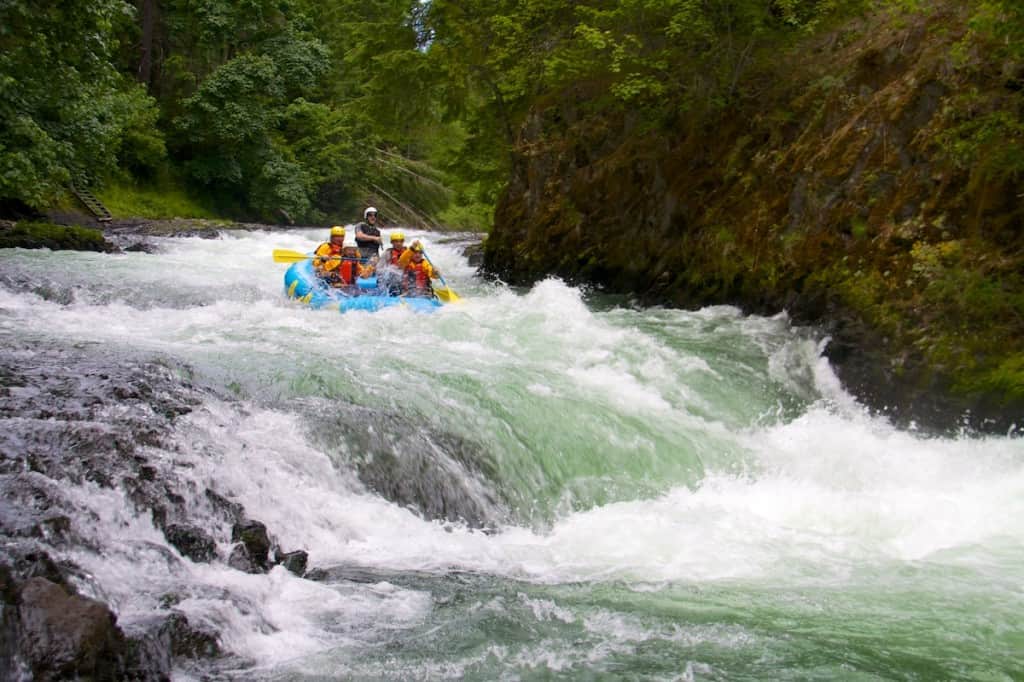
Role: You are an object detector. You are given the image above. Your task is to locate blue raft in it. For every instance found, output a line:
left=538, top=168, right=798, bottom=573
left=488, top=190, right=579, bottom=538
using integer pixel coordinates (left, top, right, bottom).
left=283, top=259, right=442, bottom=313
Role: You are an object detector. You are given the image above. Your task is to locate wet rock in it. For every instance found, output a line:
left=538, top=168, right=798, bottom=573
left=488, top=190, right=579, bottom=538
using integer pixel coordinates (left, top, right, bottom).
left=164, top=524, right=217, bottom=563
left=205, top=488, right=244, bottom=526
left=227, top=544, right=261, bottom=574
left=0, top=221, right=116, bottom=252
left=462, top=241, right=485, bottom=267
left=0, top=341, right=249, bottom=673
left=231, top=520, right=271, bottom=570
left=0, top=343, right=206, bottom=540
left=274, top=549, right=308, bottom=577
left=1, top=563, right=172, bottom=681
left=164, top=611, right=221, bottom=659
left=308, top=404, right=507, bottom=529
left=7, top=552, right=68, bottom=588
left=0, top=474, right=92, bottom=552
left=124, top=241, right=159, bottom=253
left=15, top=577, right=128, bottom=680
left=121, top=616, right=174, bottom=680
left=125, top=611, right=220, bottom=665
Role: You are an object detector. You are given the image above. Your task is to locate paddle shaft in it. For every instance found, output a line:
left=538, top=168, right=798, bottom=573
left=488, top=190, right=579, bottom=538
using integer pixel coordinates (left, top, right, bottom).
left=273, top=249, right=371, bottom=263
left=421, top=252, right=449, bottom=288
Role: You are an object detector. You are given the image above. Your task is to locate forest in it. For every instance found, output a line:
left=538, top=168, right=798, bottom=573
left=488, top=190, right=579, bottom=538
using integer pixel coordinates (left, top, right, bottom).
left=5, top=1, right=1017, bottom=231
left=1, top=0, right=508, bottom=228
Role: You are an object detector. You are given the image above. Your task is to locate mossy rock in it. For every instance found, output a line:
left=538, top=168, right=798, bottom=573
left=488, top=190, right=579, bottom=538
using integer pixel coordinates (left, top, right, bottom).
left=0, top=222, right=114, bottom=252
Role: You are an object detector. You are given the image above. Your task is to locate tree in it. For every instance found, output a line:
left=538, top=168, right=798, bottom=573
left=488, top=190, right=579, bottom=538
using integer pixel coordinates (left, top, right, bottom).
left=173, top=32, right=334, bottom=220
left=0, top=0, right=164, bottom=207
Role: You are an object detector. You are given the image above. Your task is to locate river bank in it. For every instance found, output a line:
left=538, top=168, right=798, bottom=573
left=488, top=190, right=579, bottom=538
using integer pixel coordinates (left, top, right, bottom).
left=483, top=2, right=1023, bottom=436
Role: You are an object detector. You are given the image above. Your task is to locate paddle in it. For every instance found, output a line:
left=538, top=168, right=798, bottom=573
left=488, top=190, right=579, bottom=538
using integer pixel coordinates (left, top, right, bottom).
left=422, top=250, right=461, bottom=303
left=272, top=249, right=364, bottom=264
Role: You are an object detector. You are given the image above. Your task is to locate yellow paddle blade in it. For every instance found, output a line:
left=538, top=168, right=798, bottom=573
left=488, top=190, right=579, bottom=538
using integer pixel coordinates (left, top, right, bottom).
left=435, top=286, right=461, bottom=303
left=272, top=249, right=312, bottom=263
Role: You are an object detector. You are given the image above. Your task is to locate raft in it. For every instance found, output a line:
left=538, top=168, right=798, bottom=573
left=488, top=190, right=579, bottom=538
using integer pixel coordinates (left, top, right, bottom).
left=283, top=259, right=442, bottom=313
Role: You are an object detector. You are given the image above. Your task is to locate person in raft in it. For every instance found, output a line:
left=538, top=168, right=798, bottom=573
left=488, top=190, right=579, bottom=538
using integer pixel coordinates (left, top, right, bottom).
left=378, top=231, right=407, bottom=294
left=402, top=241, right=440, bottom=298
left=395, top=238, right=424, bottom=269
left=313, top=226, right=346, bottom=285
left=354, top=207, right=382, bottom=260
left=334, top=238, right=364, bottom=293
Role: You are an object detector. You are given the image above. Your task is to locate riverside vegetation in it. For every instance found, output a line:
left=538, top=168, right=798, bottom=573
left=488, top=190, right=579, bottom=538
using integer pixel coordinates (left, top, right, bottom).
left=474, top=0, right=1023, bottom=431
left=1, top=0, right=1021, bottom=430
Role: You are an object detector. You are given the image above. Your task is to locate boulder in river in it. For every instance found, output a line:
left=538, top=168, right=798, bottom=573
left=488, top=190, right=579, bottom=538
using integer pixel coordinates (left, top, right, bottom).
left=231, top=520, right=271, bottom=571
left=164, top=523, right=217, bottom=563
left=5, top=574, right=129, bottom=680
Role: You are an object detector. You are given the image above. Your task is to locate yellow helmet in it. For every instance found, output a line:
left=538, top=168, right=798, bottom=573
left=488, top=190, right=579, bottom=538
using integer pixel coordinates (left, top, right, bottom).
left=390, top=231, right=405, bottom=242
left=410, top=241, right=424, bottom=253
left=330, top=225, right=345, bottom=237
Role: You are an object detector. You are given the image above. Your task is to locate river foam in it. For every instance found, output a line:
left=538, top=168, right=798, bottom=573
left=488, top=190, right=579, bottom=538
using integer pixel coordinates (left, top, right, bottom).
left=1, top=230, right=1021, bottom=679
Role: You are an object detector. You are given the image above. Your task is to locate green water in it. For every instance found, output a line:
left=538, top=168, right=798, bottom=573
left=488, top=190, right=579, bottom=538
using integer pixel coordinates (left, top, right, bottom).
left=0, top=231, right=1021, bottom=680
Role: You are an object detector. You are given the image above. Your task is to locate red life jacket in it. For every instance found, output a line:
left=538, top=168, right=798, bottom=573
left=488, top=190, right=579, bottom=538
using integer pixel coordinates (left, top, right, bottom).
left=338, top=259, right=360, bottom=284
left=403, top=260, right=432, bottom=294
left=386, top=247, right=405, bottom=265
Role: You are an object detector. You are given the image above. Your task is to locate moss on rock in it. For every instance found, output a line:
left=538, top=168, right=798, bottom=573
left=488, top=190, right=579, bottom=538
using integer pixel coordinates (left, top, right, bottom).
left=484, top=2, right=1024, bottom=433
left=0, top=221, right=114, bottom=252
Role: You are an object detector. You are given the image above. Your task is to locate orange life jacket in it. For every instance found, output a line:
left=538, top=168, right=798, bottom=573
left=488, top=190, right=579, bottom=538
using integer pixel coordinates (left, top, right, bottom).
left=403, top=260, right=432, bottom=294
left=314, top=242, right=343, bottom=277
left=338, top=259, right=360, bottom=284
left=386, top=247, right=405, bottom=266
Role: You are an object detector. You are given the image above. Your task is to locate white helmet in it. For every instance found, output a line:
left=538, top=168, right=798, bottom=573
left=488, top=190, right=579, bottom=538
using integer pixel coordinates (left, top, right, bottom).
left=343, top=235, right=358, bottom=249
left=364, top=206, right=378, bottom=219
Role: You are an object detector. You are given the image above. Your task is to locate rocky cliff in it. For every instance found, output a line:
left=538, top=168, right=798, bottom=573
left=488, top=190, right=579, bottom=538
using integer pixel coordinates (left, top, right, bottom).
left=484, top=3, right=1023, bottom=433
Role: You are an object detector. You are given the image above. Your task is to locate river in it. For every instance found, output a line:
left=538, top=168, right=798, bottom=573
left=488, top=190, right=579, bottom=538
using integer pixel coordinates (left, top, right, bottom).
left=1, top=228, right=1022, bottom=680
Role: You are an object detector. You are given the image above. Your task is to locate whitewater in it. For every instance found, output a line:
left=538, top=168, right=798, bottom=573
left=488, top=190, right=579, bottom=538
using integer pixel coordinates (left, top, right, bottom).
left=0, top=228, right=1021, bottom=680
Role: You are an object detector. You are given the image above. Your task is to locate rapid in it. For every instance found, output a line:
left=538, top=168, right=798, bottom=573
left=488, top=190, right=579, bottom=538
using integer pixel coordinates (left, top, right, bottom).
left=1, top=228, right=1022, bottom=680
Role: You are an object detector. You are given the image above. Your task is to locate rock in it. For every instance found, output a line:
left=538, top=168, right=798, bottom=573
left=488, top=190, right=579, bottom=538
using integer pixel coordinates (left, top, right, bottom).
left=481, top=6, right=1024, bottom=435
left=227, top=544, right=261, bottom=574
left=164, top=612, right=221, bottom=659
left=274, top=550, right=308, bottom=577
left=205, top=489, right=244, bottom=526
left=0, top=222, right=115, bottom=252
left=16, top=577, right=128, bottom=680
left=163, top=524, right=217, bottom=563
left=124, top=241, right=158, bottom=253
left=231, top=520, right=271, bottom=570
left=121, top=616, right=173, bottom=681
left=305, top=404, right=507, bottom=529
left=462, top=241, right=485, bottom=267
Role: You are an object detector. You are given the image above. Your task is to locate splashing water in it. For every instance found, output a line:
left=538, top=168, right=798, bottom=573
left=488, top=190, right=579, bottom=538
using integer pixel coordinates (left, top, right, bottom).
left=1, top=229, right=1021, bottom=680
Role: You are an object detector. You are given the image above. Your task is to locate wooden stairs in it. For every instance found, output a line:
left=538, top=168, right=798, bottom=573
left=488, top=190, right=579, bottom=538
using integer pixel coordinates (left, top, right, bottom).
left=69, top=183, right=113, bottom=223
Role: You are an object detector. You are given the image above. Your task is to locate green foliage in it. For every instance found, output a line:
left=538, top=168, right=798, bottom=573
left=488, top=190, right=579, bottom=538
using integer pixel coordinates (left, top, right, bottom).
left=97, top=176, right=215, bottom=219
left=0, top=222, right=111, bottom=252
left=0, top=0, right=166, bottom=207
left=968, top=0, right=1024, bottom=60
left=973, top=354, right=1024, bottom=403
left=938, top=101, right=1024, bottom=190
left=172, top=32, right=332, bottom=220
left=850, top=217, right=869, bottom=239
left=910, top=239, right=1024, bottom=329
left=438, top=201, right=494, bottom=232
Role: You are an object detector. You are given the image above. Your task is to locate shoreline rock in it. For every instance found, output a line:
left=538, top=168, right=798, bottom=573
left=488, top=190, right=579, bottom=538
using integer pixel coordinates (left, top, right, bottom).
left=481, top=4, right=1022, bottom=436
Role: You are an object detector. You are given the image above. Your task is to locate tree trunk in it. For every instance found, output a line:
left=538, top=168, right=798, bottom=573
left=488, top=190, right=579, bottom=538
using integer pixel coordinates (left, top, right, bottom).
left=138, top=0, right=156, bottom=85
